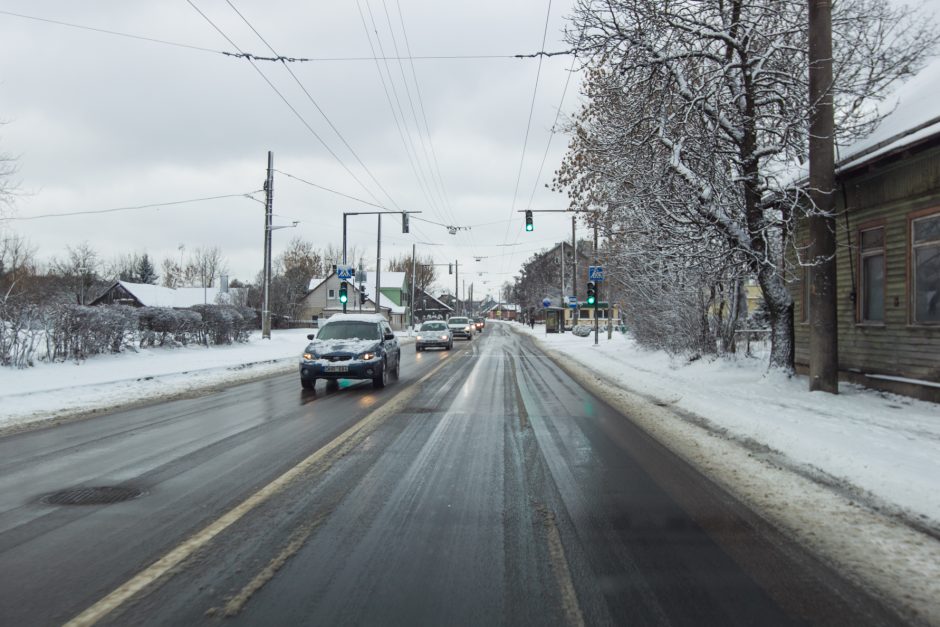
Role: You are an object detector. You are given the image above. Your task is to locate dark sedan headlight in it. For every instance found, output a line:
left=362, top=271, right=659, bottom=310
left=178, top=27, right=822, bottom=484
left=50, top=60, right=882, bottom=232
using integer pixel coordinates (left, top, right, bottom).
left=359, top=351, right=377, bottom=361
left=303, top=352, right=316, bottom=360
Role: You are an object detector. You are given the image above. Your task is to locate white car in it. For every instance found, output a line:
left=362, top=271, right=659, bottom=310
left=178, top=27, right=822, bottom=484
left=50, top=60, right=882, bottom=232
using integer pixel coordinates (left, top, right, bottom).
left=415, top=321, right=453, bottom=351
left=447, top=316, right=473, bottom=340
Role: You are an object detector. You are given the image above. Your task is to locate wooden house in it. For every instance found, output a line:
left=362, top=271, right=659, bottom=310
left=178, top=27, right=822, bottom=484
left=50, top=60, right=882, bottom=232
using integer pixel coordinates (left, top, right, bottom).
left=791, top=61, right=940, bottom=401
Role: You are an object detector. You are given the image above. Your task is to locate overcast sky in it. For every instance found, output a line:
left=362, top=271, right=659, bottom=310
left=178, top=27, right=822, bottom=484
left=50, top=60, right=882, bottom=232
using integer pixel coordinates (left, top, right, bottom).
left=1, top=0, right=938, bottom=301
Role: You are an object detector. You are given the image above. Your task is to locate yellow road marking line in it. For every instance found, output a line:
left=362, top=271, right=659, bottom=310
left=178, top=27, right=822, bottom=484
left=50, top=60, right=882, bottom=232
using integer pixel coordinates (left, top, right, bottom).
left=65, top=355, right=454, bottom=627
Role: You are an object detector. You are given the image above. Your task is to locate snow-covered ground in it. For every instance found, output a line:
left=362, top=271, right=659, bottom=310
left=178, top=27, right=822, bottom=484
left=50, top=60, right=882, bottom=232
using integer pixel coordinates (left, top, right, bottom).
left=505, top=321, right=940, bottom=621
left=511, top=321, right=940, bottom=528
left=0, top=329, right=415, bottom=433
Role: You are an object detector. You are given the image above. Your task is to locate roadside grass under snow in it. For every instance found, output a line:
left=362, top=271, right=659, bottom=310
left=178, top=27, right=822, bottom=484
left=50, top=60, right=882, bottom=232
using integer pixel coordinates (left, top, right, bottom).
left=509, top=321, right=940, bottom=530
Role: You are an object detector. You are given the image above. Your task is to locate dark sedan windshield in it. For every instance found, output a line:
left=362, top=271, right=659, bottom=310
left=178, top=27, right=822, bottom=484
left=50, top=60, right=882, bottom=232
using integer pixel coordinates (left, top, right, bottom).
left=317, top=321, right=381, bottom=341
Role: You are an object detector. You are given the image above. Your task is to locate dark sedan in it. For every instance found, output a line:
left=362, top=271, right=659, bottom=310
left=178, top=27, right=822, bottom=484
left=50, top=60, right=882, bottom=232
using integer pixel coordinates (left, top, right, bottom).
left=299, top=314, right=401, bottom=390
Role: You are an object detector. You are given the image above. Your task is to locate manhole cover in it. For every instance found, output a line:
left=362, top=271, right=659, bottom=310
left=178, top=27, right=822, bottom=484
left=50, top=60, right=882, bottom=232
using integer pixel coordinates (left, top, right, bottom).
left=42, top=486, right=143, bottom=506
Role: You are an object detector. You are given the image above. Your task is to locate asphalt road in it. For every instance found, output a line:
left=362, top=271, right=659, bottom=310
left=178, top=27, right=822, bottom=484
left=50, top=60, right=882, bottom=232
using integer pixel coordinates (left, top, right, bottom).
left=0, top=323, right=903, bottom=626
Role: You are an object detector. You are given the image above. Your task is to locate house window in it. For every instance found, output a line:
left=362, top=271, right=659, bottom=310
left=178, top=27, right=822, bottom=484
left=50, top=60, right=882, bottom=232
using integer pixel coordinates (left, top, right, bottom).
left=328, top=289, right=336, bottom=300
left=579, top=309, right=591, bottom=319
left=912, top=213, right=940, bottom=324
left=859, top=226, right=885, bottom=323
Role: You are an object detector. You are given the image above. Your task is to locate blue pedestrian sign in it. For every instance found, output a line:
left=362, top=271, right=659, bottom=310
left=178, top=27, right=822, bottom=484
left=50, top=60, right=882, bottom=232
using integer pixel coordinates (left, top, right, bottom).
left=336, top=264, right=356, bottom=280
left=542, top=297, right=552, bottom=308
left=588, top=265, right=605, bottom=282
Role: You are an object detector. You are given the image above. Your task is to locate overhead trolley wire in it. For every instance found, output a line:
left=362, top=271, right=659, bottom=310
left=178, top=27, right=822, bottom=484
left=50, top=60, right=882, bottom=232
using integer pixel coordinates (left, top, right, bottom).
left=222, top=0, right=411, bottom=219
left=0, top=9, right=577, bottom=63
left=5, top=191, right=261, bottom=221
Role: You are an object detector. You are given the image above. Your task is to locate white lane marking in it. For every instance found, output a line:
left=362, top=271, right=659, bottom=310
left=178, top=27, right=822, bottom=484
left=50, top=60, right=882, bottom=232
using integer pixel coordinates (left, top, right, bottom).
left=65, top=355, right=454, bottom=627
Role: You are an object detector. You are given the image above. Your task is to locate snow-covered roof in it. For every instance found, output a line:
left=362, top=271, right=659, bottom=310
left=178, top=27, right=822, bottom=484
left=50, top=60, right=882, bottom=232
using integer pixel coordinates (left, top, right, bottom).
left=321, top=313, right=388, bottom=324
left=307, top=276, right=326, bottom=291
left=415, top=288, right=453, bottom=311
left=359, top=273, right=407, bottom=314
left=111, top=281, right=242, bottom=308
left=838, top=58, right=940, bottom=172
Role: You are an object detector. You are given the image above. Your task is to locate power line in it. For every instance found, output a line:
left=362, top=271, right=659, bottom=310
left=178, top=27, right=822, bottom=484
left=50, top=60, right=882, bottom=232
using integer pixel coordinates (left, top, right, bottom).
left=4, top=192, right=260, bottom=221
left=500, top=0, right=554, bottom=277
left=224, top=0, right=416, bottom=223
left=0, top=9, right=578, bottom=62
left=187, top=0, right=394, bottom=215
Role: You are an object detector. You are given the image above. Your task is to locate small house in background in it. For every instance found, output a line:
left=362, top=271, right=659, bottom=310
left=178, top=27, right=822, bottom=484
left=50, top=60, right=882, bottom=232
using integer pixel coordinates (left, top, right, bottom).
left=482, top=303, right=521, bottom=321
left=791, top=59, right=940, bottom=401
left=412, top=288, right=453, bottom=321
left=295, top=271, right=408, bottom=330
left=90, top=280, right=247, bottom=308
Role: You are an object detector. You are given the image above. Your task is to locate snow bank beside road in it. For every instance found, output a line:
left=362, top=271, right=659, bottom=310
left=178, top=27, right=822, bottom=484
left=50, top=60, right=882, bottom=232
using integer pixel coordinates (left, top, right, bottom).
left=0, top=330, right=314, bottom=432
left=510, top=322, right=940, bottom=528
left=505, top=321, right=940, bottom=622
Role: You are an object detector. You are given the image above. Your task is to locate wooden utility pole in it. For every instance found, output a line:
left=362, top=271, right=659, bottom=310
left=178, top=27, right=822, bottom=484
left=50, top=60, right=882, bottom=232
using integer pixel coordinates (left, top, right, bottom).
left=261, top=151, right=273, bottom=339
left=375, top=214, right=382, bottom=314
left=808, top=0, right=839, bottom=393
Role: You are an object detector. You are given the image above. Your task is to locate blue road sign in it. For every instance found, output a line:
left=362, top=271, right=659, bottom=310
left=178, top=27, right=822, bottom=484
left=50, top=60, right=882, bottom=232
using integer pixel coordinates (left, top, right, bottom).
left=542, top=297, right=552, bottom=307
left=588, top=265, right=605, bottom=282
left=568, top=296, right=578, bottom=307
left=336, top=264, right=355, bottom=280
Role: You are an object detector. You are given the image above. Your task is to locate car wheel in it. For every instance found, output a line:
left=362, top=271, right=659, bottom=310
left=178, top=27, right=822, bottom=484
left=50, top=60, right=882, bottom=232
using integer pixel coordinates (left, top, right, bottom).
left=301, top=378, right=314, bottom=390
left=373, top=360, right=388, bottom=389
left=416, top=345, right=422, bottom=352
left=447, top=342, right=453, bottom=350
left=392, top=358, right=400, bottom=380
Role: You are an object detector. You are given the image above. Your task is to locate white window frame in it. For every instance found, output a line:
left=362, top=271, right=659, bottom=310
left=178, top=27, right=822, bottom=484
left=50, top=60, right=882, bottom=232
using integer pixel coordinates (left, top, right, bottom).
left=858, top=225, right=885, bottom=324
left=911, top=212, right=940, bottom=325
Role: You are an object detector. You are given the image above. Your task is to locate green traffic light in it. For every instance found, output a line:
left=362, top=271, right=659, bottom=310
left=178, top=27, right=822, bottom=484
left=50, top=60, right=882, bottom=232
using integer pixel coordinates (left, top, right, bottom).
left=525, top=223, right=534, bottom=232
left=587, top=296, right=595, bottom=305
left=339, top=294, right=347, bottom=304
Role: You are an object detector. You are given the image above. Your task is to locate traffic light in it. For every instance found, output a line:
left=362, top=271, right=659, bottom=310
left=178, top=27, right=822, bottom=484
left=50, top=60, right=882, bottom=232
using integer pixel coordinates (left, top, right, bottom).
left=339, top=281, right=348, bottom=304
left=402, top=212, right=410, bottom=234
left=525, top=210, right=534, bottom=232
left=586, top=281, right=596, bottom=306
left=360, top=290, right=367, bottom=305
left=449, top=263, right=453, bottom=275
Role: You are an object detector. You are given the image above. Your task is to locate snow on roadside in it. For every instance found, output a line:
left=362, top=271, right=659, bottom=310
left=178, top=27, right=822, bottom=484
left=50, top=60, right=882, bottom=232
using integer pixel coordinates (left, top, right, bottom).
left=509, top=322, right=940, bottom=529
left=0, top=328, right=417, bottom=433
left=0, top=329, right=312, bottom=432
left=503, top=321, right=940, bottom=621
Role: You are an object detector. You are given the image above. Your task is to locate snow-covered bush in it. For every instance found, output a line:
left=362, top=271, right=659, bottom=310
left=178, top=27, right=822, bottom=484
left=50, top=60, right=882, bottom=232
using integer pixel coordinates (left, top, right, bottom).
left=0, top=300, right=44, bottom=368
left=45, top=304, right=139, bottom=361
left=138, top=307, right=202, bottom=347
left=190, top=305, right=253, bottom=345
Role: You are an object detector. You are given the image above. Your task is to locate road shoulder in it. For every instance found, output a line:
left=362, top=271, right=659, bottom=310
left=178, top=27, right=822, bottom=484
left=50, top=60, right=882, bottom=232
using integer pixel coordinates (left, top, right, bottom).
left=506, top=323, right=940, bottom=625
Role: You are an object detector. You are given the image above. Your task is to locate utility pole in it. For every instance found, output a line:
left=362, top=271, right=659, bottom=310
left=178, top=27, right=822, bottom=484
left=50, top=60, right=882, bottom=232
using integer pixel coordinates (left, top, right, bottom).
left=375, top=214, right=382, bottom=314
left=572, top=215, right=578, bottom=326
left=559, top=241, right=566, bottom=333
left=808, top=0, right=838, bottom=393
left=411, top=243, right=417, bottom=330
left=594, top=218, right=599, bottom=346
left=262, top=150, right=274, bottom=339
left=454, top=260, right=459, bottom=316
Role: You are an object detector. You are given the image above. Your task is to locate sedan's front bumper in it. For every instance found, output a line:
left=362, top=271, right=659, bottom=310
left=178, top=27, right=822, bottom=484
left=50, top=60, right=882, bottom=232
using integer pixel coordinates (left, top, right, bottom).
left=450, top=329, right=472, bottom=339
left=299, top=358, right=382, bottom=381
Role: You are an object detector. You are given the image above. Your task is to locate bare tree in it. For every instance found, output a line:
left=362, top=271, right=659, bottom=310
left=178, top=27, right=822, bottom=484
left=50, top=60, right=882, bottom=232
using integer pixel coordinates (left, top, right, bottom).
left=557, top=0, right=937, bottom=369
left=183, top=246, right=228, bottom=288
left=51, top=242, right=101, bottom=304
left=387, top=252, right=438, bottom=297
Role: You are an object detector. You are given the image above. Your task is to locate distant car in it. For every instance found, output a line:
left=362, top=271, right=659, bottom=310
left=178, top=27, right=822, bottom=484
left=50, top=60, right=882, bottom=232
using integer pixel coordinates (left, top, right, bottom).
left=415, top=321, right=453, bottom=352
left=299, top=313, right=401, bottom=390
left=473, top=317, right=485, bottom=332
left=447, top=316, right=474, bottom=340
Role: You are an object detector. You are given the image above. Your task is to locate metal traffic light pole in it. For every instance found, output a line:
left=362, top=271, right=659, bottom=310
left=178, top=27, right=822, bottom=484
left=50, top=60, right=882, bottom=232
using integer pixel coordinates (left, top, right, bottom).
left=341, top=210, right=421, bottom=316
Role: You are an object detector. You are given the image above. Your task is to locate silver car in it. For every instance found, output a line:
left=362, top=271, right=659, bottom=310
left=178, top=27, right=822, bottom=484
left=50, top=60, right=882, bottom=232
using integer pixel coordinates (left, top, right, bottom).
left=447, top=316, right=474, bottom=340
left=416, top=321, right=453, bottom=351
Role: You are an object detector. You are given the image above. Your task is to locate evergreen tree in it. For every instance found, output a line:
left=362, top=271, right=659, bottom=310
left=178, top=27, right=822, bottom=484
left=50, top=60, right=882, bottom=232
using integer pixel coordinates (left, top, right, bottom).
left=135, top=253, right=158, bottom=285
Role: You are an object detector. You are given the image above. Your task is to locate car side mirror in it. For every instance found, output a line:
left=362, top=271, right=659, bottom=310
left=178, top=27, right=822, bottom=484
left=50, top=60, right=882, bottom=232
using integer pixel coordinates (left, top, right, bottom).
left=384, top=332, right=395, bottom=341
left=307, top=334, right=315, bottom=340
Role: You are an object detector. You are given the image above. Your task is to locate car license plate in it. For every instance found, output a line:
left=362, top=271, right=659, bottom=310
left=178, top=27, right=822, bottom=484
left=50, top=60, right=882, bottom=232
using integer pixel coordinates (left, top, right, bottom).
left=325, top=365, right=348, bottom=373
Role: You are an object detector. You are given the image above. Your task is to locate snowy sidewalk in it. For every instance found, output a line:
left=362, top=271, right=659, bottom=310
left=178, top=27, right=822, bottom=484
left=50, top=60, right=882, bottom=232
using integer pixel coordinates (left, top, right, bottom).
left=509, top=322, right=940, bottom=529
left=505, top=321, right=940, bottom=621
left=0, top=329, right=416, bottom=433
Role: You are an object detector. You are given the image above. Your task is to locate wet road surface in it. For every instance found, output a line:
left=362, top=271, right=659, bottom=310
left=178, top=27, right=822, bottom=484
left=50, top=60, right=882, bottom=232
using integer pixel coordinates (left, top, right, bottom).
left=0, top=323, right=901, bottom=626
